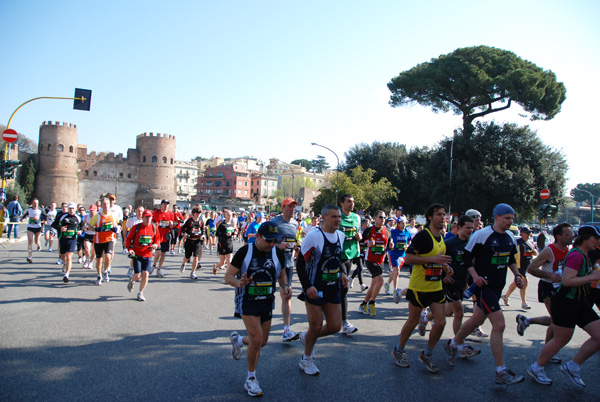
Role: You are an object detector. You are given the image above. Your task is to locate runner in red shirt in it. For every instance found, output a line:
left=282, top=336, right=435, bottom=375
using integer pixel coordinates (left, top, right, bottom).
left=152, top=200, right=174, bottom=278
left=126, top=209, right=160, bottom=301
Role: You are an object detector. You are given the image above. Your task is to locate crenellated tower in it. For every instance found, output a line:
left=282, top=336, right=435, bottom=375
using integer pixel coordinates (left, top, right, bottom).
left=134, top=132, right=176, bottom=208
left=35, top=121, right=79, bottom=205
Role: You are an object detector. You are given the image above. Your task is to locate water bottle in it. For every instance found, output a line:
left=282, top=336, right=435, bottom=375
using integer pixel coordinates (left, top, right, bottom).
left=317, top=291, right=323, bottom=298
left=463, top=277, right=486, bottom=299
left=552, top=270, right=562, bottom=289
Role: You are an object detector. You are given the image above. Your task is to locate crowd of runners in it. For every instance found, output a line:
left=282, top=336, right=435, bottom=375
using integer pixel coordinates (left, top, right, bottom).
left=3, top=193, right=600, bottom=397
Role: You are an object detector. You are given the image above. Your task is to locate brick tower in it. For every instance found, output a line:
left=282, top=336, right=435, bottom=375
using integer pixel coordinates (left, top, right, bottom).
left=134, top=132, right=176, bottom=208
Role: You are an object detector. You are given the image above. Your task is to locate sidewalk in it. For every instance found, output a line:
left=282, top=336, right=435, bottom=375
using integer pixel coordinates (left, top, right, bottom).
left=0, top=235, right=27, bottom=244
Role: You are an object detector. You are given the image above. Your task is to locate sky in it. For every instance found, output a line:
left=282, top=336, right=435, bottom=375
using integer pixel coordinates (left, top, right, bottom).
left=1, top=0, right=598, bottom=193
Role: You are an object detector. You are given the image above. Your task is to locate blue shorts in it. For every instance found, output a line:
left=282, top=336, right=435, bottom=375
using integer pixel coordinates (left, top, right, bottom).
left=132, top=256, right=152, bottom=274
left=389, top=255, right=406, bottom=268
left=59, top=237, right=77, bottom=254
left=474, top=285, right=502, bottom=315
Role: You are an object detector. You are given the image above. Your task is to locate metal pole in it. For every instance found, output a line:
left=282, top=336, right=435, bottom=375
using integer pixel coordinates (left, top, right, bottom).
left=311, top=143, right=339, bottom=204
left=575, top=187, right=595, bottom=223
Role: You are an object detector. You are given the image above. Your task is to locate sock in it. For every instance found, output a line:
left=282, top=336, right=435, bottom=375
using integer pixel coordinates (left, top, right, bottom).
left=531, top=362, right=543, bottom=371
left=236, top=336, right=244, bottom=347
left=303, top=354, right=312, bottom=360
left=496, top=365, right=507, bottom=374
left=64, top=273, right=69, bottom=278
left=247, top=371, right=255, bottom=380
left=449, top=339, right=457, bottom=348
left=424, top=346, right=433, bottom=357
left=396, top=344, right=404, bottom=353
left=567, top=360, right=581, bottom=371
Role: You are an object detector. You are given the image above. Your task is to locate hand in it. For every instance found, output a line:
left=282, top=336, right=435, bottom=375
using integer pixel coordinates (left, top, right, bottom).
left=474, top=275, right=488, bottom=287
left=431, top=253, right=452, bottom=265
left=550, top=273, right=561, bottom=283
left=515, top=275, right=524, bottom=289
left=128, top=249, right=135, bottom=256
left=443, top=264, right=453, bottom=277
left=589, top=269, right=600, bottom=282
left=280, top=284, right=292, bottom=298
left=239, top=273, right=253, bottom=288
left=341, top=273, right=349, bottom=288
left=306, top=286, right=319, bottom=300
left=443, top=276, right=454, bottom=284
left=61, top=227, right=66, bottom=232
left=151, top=244, right=158, bottom=250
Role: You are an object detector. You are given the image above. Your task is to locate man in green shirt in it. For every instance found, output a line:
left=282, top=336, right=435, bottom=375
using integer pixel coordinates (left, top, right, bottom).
left=339, top=194, right=361, bottom=334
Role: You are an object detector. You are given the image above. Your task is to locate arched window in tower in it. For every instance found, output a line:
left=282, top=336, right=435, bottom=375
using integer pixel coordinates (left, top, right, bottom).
left=143, top=156, right=146, bottom=163
left=162, top=157, right=167, bottom=163
left=69, top=145, right=74, bottom=153
left=152, top=156, right=158, bottom=163
left=127, top=173, right=132, bottom=178
left=93, top=171, right=97, bottom=176
left=48, top=144, right=52, bottom=151
left=85, top=170, right=89, bottom=176
left=58, top=144, right=64, bottom=152
left=170, top=158, right=174, bottom=164
left=119, top=172, right=123, bottom=178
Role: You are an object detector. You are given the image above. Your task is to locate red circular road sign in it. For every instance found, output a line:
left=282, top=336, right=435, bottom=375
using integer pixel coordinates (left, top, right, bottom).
left=540, top=189, right=550, bottom=200
left=2, top=129, right=18, bottom=143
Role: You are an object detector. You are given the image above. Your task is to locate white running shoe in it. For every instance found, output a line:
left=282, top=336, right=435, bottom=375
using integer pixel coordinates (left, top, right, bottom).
left=299, top=357, right=320, bottom=375
left=244, top=377, right=263, bottom=397
left=230, top=332, right=242, bottom=360
left=341, top=321, right=358, bottom=335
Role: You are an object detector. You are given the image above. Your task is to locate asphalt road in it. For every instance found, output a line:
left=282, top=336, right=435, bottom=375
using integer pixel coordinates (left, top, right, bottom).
left=1, top=238, right=598, bottom=401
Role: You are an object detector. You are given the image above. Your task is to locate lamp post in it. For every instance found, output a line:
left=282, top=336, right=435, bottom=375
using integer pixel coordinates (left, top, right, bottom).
left=311, top=142, right=339, bottom=204
left=575, top=187, right=595, bottom=223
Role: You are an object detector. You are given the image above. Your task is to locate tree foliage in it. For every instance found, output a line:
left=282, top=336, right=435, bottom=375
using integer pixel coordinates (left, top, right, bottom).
left=388, top=46, right=567, bottom=137
left=19, top=155, right=36, bottom=201
left=291, top=159, right=312, bottom=170
left=570, top=183, right=600, bottom=219
left=311, top=155, right=330, bottom=173
left=310, top=166, right=396, bottom=215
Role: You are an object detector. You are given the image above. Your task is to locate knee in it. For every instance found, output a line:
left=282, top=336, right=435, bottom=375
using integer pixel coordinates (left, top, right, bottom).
left=494, top=322, right=506, bottom=333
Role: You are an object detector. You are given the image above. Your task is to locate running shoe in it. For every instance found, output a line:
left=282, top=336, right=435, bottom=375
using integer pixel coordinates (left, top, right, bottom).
left=27, top=257, right=33, bottom=263
left=127, top=267, right=132, bottom=278
left=37, top=244, right=41, bottom=251
left=418, top=351, right=440, bottom=373
left=156, top=269, right=164, bottom=278
left=299, top=357, right=320, bottom=375
left=516, top=314, right=529, bottom=336
left=78, top=257, right=82, bottom=264
left=360, top=284, right=368, bottom=292
left=521, top=302, right=531, bottom=310
left=63, top=275, right=69, bottom=283
left=358, top=303, right=369, bottom=315
left=384, top=282, right=391, bottom=295
left=137, top=292, right=146, bottom=301
left=459, top=344, right=481, bottom=359
left=127, top=278, right=134, bottom=292
left=549, top=356, right=562, bottom=364
left=283, top=329, right=299, bottom=342
left=417, top=311, right=427, bottom=336
left=299, top=331, right=306, bottom=345
left=56, top=258, right=63, bottom=265
left=149, top=265, right=156, bottom=275
left=527, top=364, right=552, bottom=385
left=471, top=327, right=489, bottom=337
left=244, top=377, right=263, bottom=397
left=170, top=249, right=175, bottom=255
left=341, top=321, right=358, bottom=335
left=103, top=271, right=110, bottom=282
left=368, top=302, right=376, bottom=316
left=212, top=264, right=218, bottom=275
left=393, top=288, right=403, bottom=304
left=230, top=331, right=242, bottom=360
left=391, top=347, right=409, bottom=368
left=48, top=248, right=52, bottom=252
left=180, top=263, right=186, bottom=273
left=501, top=295, right=510, bottom=306
left=190, top=273, right=198, bottom=280
left=348, top=278, right=354, bottom=289
left=443, top=340, right=457, bottom=367
left=495, top=368, right=524, bottom=385
left=560, top=363, right=585, bottom=388
left=96, top=276, right=102, bottom=286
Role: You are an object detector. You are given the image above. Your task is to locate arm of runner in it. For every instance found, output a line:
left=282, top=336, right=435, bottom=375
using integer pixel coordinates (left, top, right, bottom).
left=295, top=249, right=317, bottom=299
left=526, top=248, right=557, bottom=281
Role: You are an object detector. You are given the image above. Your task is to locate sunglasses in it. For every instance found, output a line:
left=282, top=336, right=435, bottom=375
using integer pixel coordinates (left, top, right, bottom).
left=264, top=239, right=278, bottom=244
left=376, top=216, right=385, bottom=219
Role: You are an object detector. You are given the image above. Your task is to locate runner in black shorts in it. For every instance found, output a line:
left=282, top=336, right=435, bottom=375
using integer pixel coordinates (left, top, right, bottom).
left=56, top=202, right=82, bottom=283
left=527, top=226, right=600, bottom=388
left=214, top=210, right=237, bottom=274
left=225, top=221, right=287, bottom=397
left=180, top=207, right=205, bottom=280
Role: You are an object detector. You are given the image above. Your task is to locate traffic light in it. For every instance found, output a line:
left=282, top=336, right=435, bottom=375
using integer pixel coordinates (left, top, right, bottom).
left=538, top=203, right=557, bottom=223
left=73, top=88, right=92, bottom=111
left=0, top=159, right=22, bottom=180
left=539, top=203, right=548, bottom=221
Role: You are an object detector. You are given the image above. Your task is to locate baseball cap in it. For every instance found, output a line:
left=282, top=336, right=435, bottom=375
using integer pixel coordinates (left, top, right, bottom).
left=67, top=202, right=77, bottom=209
left=396, top=216, right=407, bottom=224
left=256, top=212, right=264, bottom=218
left=142, top=210, right=153, bottom=217
left=257, top=221, right=282, bottom=240
left=519, top=226, right=532, bottom=234
left=89, top=205, right=97, bottom=211
left=161, top=199, right=170, bottom=204
left=396, top=206, right=403, bottom=211
left=107, top=194, right=116, bottom=201
left=281, top=197, right=298, bottom=207
left=465, top=209, right=482, bottom=219
left=578, top=225, right=600, bottom=239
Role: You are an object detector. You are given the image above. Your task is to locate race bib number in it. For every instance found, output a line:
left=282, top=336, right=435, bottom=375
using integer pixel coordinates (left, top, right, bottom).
left=192, top=229, right=201, bottom=236
left=160, top=220, right=170, bottom=228
left=372, top=245, right=385, bottom=255
left=247, top=282, right=273, bottom=296
left=455, top=251, right=463, bottom=262
left=139, top=235, right=152, bottom=245
left=64, top=230, right=75, bottom=239
left=343, top=227, right=357, bottom=239
left=425, top=264, right=443, bottom=281
left=321, top=268, right=340, bottom=282
left=101, top=221, right=113, bottom=232
left=492, top=252, right=510, bottom=267
left=29, top=218, right=37, bottom=224
left=395, top=242, right=406, bottom=250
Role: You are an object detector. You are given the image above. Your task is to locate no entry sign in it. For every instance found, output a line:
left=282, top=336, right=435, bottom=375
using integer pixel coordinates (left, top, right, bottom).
left=540, top=189, right=550, bottom=200
left=2, top=129, right=18, bottom=143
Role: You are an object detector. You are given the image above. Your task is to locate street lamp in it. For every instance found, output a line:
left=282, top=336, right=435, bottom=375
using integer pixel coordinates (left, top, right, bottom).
left=575, top=187, right=595, bottom=223
left=311, top=142, right=339, bottom=204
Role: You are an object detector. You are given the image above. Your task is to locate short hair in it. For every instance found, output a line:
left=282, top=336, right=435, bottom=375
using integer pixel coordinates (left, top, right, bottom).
left=553, top=223, right=571, bottom=237
left=321, top=204, right=340, bottom=217
left=457, top=215, right=474, bottom=227
left=191, top=207, right=202, bottom=215
left=340, top=194, right=353, bottom=204
left=424, top=203, right=446, bottom=226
